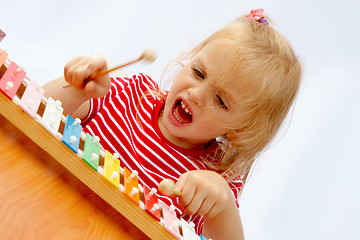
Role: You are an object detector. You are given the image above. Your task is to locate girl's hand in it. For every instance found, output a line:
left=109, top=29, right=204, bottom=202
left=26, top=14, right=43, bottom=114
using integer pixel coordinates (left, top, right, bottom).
left=64, top=55, right=111, bottom=99
left=175, top=170, right=234, bottom=218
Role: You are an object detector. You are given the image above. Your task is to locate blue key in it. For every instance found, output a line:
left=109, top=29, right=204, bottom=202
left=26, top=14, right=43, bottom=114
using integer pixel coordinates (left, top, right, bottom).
left=62, top=115, right=82, bottom=153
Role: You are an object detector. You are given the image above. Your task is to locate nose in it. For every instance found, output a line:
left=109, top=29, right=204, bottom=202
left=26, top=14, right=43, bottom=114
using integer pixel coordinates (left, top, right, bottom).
left=187, top=87, right=206, bottom=106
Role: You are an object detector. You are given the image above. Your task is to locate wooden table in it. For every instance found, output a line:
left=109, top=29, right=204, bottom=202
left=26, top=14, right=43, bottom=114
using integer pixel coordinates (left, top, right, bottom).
left=0, top=114, right=150, bottom=240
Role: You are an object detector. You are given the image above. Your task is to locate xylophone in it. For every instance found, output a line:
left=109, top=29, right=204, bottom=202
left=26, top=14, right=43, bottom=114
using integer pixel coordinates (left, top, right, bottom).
left=0, top=48, right=209, bottom=240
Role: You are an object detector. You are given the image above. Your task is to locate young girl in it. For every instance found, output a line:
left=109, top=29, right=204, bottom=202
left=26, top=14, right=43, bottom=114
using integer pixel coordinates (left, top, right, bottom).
left=44, top=9, right=301, bottom=240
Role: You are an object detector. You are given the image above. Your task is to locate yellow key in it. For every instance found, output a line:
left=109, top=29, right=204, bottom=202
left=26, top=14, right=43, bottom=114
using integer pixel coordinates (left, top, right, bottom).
left=103, top=151, right=120, bottom=188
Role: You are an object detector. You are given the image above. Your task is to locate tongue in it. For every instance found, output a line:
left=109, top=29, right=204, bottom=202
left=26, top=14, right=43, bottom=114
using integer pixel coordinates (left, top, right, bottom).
left=174, top=104, right=192, bottom=123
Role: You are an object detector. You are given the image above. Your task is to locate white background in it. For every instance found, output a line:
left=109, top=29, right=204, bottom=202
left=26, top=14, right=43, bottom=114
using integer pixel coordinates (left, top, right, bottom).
left=1, top=0, right=359, bottom=239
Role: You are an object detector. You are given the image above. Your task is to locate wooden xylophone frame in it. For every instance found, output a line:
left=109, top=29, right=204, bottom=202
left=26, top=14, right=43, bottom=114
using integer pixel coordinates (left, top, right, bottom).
left=0, top=62, right=179, bottom=239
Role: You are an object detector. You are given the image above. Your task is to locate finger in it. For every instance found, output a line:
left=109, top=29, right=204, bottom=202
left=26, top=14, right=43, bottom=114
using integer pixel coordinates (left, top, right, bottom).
left=174, top=171, right=190, bottom=195
left=195, top=195, right=216, bottom=216
left=182, top=189, right=205, bottom=215
left=64, top=57, right=81, bottom=75
left=183, top=184, right=219, bottom=216
left=81, top=58, right=109, bottom=92
left=64, top=62, right=87, bottom=87
left=178, top=175, right=197, bottom=209
left=86, top=80, right=110, bottom=99
left=64, top=56, right=101, bottom=88
left=200, top=191, right=230, bottom=218
left=70, top=64, right=92, bottom=88
left=88, top=55, right=107, bottom=80
left=64, top=57, right=83, bottom=82
left=205, top=201, right=222, bottom=218
left=83, top=80, right=97, bottom=98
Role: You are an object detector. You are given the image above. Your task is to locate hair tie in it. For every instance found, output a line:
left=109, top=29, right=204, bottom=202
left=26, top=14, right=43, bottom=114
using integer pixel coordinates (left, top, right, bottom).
left=246, top=8, right=270, bottom=25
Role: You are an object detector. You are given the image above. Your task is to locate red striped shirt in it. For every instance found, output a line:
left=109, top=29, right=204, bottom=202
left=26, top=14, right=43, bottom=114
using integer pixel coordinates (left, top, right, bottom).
left=82, top=74, right=243, bottom=234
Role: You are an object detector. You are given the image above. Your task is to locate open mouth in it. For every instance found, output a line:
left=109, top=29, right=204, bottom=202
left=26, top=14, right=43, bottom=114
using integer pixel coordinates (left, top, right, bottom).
left=172, top=100, right=192, bottom=124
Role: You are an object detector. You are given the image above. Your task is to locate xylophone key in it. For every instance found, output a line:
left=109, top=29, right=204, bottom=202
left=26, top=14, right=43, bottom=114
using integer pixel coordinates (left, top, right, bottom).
left=0, top=61, right=25, bottom=99
left=144, top=185, right=161, bottom=221
left=0, top=49, right=8, bottom=66
left=0, top=29, right=5, bottom=42
left=124, top=168, right=140, bottom=205
left=62, top=115, right=82, bottom=153
left=181, top=218, right=199, bottom=240
left=103, top=151, right=120, bottom=188
left=19, top=80, right=44, bottom=118
left=161, top=202, right=181, bottom=239
left=40, top=97, right=63, bottom=136
left=82, top=133, right=101, bottom=171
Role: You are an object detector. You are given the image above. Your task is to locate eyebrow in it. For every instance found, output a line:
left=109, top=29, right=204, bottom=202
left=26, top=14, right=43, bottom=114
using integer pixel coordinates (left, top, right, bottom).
left=198, top=64, right=235, bottom=108
left=218, top=88, right=234, bottom=110
left=193, top=58, right=236, bottom=109
left=193, top=58, right=207, bottom=77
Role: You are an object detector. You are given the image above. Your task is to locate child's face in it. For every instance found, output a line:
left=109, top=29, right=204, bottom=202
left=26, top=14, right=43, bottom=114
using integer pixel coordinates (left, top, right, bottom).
left=158, top=40, right=245, bottom=149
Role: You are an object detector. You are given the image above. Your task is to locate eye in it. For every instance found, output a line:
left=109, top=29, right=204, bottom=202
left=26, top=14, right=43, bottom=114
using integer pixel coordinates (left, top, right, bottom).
left=191, top=66, right=205, bottom=79
left=216, top=95, right=229, bottom=111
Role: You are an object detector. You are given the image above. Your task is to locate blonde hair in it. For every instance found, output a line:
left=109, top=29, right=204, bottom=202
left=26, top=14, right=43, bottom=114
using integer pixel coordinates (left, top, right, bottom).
left=161, top=15, right=302, bottom=184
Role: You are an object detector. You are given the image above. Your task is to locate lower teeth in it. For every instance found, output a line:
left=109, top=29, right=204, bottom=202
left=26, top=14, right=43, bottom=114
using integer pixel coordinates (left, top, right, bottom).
left=174, top=110, right=183, bottom=123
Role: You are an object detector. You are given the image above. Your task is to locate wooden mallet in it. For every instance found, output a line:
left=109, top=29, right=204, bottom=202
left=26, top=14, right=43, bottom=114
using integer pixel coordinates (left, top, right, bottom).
left=63, top=49, right=156, bottom=88
left=93, top=49, right=156, bottom=78
left=158, top=179, right=181, bottom=198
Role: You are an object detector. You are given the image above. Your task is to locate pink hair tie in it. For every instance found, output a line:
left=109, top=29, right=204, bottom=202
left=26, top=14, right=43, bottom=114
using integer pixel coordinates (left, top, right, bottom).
left=246, top=8, right=270, bottom=25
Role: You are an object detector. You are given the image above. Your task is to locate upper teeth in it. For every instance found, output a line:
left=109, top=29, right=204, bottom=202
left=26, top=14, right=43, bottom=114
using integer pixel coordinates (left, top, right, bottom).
left=181, top=101, right=191, bottom=115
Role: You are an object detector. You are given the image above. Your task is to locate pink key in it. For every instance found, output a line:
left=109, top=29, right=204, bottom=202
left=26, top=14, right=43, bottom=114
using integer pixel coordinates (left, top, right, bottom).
left=19, top=80, right=44, bottom=118
left=160, top=202, right=181, bottom=239
left=0, top=61, right=25, bottom=99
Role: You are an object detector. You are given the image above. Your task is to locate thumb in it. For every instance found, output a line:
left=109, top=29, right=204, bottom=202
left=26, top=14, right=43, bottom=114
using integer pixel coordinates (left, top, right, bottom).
left=84, top=76, right=110, bottom=99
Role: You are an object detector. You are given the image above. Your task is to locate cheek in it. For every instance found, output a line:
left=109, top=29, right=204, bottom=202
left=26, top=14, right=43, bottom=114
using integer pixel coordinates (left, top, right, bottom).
left=197, top=119, right=228, bottom=136
left=171, top=68, right=193, bottom=88
left=167, top=81, right=182, bottom=96
left=200, top=111, right=232, bottom=129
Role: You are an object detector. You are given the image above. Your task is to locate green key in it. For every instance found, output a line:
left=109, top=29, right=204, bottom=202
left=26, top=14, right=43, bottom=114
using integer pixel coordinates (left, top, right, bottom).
left=82, top=133, right=101, bottom=171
